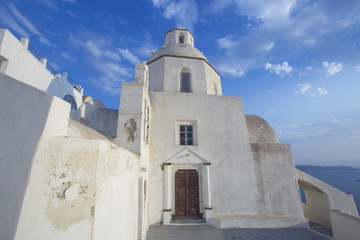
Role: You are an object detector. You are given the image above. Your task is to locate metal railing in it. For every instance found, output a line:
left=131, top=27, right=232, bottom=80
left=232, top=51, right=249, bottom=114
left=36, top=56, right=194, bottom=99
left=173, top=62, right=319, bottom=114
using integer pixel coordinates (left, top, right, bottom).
left=28, top=43, right=82, bottom=90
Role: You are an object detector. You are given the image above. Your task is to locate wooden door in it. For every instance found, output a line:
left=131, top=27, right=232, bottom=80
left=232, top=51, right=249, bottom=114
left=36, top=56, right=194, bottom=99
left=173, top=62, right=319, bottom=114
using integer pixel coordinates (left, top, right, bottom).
left=175, top=170, right=200, bottom=218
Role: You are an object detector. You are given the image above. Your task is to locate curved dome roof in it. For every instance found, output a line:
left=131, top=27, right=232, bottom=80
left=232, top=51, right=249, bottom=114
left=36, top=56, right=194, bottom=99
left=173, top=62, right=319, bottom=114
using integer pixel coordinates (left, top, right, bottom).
left=148, top=27, right=207, bottom=63
left=148, top=44, right=207, bottom=63
left=245, top=115, right=279, bottom=143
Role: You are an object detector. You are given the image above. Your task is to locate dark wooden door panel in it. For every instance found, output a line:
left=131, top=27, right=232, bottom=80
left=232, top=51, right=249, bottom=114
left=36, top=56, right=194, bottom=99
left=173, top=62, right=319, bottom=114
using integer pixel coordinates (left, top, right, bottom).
left=175, top=169, right=200, bottom=219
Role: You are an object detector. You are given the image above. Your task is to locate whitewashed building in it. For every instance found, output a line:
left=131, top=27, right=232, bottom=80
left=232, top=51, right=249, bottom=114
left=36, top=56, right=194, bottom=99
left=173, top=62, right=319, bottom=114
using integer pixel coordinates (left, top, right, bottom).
left=0, top=27, right=359, bottom=240
left=0, top=29, right=83, bottom=110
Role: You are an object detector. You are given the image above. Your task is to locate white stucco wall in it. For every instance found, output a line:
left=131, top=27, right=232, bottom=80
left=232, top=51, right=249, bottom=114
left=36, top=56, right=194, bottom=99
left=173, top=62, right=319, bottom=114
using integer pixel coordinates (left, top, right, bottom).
left=251, top=143, right=304, bottom=218
left=0, top=73, right=70, bottom=240
left=148, top=58, right=165, bottom=91
left=303, top=191, right=332, bottom=226
left=0, top=29, right=52, bottom=91
left=0, top=29, right=82, bottom=109
left=147, top=92, right=260, bottom=224
left=148, top=57, right=220, bottom=94
left=204, top=63, right=222, bottom=95
left=16, top=135, right=141, bottom=240
left=331, top=209, right=360, bottom=240
left=297, top=169, right=359, bottom=218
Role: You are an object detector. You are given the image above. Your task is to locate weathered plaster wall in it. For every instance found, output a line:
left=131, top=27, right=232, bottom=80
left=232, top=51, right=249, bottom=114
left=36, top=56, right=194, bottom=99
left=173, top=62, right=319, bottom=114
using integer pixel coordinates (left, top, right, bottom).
left=94, top=144, right=141, bottom=240
left=251, top=143, right=304, bottom=219
left=246, top=115, right=279, bottom=143
left=16, top=136, right=141, bottom=240
left=84, top=108, right=118, bottom=138
left=0, top=73, right=70, bottom=240
left=147, top=92, right=258, bottom=224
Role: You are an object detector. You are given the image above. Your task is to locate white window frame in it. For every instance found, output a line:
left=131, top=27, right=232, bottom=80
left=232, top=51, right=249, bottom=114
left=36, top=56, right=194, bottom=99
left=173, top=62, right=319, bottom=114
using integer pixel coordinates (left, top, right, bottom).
left=176, top=120, right=197, bottom=145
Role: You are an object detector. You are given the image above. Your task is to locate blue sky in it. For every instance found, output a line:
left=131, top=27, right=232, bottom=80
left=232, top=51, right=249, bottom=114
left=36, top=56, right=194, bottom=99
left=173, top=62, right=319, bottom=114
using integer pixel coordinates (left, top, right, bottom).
left=1, top=0, right=360, bottom=166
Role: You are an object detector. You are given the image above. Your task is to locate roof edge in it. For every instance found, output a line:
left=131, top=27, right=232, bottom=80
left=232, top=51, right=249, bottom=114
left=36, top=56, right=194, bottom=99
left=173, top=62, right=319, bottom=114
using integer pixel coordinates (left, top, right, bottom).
left=147, top=54, right=220, bottom=76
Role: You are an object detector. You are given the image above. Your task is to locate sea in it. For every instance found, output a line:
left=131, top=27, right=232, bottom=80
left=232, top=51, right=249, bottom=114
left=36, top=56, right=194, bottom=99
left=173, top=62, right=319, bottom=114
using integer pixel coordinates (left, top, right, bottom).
left=297, top=166, right=360, bottom=213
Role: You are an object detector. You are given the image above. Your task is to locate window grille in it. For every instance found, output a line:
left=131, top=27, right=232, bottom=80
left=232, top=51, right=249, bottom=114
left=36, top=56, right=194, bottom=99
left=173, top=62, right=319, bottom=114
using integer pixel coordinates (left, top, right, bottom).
left=180, top=125, right=193, bottom=145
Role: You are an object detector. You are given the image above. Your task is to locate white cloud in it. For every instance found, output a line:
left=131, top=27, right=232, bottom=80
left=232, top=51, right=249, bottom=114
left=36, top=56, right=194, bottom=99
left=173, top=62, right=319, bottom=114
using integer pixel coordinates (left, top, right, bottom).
left=317, top=87, right=329, bottom=96
left=305, top=66, right=313, bottom=71
left=267, top=109, right=276, bottom=114
left=355, top=65, right=360, bottom=72
left=67, top=31, right=133, bottom=95
left=265, top=61, right=293, bottom=75
left=217, top=36, right=237, bottom=49
left=208, top=0, right=360, bottom=75
left=277, top=115, right=360, bottom=140
left=0, top=7, right=29, bottom=37
left=322, top=61, right=342, bottom=76
left=119, top=49, right=140, bottom=65
left=136, top=44, right=157, bottom=58
left=36, top=0, right=58, bottom=10
left=296, top=83, right=311, bottom=94
left=3, top=3, right=55, bottom=47
left=66, top=10, right=77, bottom=17
left=152, top=0, right=170, bottom=8
left=82, top=40, right=120, bottom=61
left=152, top=0, right=198, bottom=31
left=218, top=65, right=245, bottom=77
left=8, top=3, right=40, bottom=35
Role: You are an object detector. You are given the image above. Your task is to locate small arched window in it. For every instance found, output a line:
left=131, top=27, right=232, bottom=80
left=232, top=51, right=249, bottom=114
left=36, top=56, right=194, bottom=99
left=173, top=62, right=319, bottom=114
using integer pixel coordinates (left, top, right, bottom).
left=180, top=69, right=191, bottom=92
left=179, top=34, right=185, bottom=44
left=63, top=94, right=77, bottom=110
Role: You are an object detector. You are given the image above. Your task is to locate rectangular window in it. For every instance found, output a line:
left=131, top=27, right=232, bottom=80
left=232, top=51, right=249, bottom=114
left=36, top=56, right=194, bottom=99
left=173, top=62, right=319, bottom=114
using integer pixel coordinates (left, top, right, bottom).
left=179, top=125, right=193, bottom=145
left=179, top=35, right=184, bottom=44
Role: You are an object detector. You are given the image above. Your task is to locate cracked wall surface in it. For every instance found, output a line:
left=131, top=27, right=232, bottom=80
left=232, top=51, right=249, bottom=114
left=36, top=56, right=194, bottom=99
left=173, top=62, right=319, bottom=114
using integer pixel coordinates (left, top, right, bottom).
left=16, top=135, right=141, bottom=240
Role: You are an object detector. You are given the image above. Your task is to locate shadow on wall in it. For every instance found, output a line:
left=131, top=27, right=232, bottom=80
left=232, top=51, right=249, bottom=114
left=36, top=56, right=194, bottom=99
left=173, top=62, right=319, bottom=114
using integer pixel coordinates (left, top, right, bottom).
left=0, top=73, right=69, bottom=240
left=74, top=96, right=118, bottom=138
left=298, top=180, right=332, bottom=227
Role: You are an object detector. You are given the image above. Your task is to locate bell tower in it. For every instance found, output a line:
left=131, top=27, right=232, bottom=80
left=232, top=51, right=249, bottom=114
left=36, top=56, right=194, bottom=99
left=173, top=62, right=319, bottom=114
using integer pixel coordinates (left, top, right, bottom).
left=147, top=27, right=222, bottom=95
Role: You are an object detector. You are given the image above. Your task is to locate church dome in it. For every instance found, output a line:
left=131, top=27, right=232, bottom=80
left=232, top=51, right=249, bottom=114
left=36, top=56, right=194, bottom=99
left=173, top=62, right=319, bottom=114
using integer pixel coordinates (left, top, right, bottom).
left=245, top=115, right=279, bottom=143
left=148, top=27, right=207, bottom=64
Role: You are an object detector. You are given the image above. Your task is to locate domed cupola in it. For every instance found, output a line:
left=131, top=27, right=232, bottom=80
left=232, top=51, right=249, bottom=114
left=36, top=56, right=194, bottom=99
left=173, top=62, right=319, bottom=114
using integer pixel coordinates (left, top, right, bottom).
left=148, top=27, right=207, bottom=64
left=147, top=27, right=222, bottom=95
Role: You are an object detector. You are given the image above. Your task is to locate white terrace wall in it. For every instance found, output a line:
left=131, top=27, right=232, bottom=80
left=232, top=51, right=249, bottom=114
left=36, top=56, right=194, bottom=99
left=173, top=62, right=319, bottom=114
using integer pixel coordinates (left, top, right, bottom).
left=0, top=29, right=53, bottom=91
left=297, top=169, right=359, bottom=227
left=251, top=143, right=305, bottom=223
left=0, top=73, right=70, bottom=240
left=0, top=29, right=83, bottom=109
left=331, top=209, right=360, bottom=240
left=16, top=136, right=141, bottom=240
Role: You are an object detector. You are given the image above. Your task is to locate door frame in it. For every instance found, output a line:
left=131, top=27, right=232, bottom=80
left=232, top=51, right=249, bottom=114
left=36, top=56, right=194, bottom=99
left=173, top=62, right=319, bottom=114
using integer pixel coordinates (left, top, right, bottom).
left=161, top=148, right=213, bottom=224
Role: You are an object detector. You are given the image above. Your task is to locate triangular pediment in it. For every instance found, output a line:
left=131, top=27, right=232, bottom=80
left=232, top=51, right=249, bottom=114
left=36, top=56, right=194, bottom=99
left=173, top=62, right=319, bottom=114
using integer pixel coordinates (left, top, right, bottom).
left=163, top=148, right=210, bottom=165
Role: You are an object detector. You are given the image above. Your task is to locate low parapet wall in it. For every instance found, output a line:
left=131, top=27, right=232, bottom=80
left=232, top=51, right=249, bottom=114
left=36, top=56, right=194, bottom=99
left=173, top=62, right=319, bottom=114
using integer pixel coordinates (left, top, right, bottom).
left=331, top=209, right=360, bottom=240
left=297, top=169, right=359, bottom=234
left=296, top=169, right=359, bottom=218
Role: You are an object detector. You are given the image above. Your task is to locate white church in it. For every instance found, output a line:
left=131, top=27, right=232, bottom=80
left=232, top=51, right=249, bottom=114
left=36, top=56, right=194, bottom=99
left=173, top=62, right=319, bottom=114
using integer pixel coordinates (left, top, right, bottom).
left=0, top=27, right=359, bottom=240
